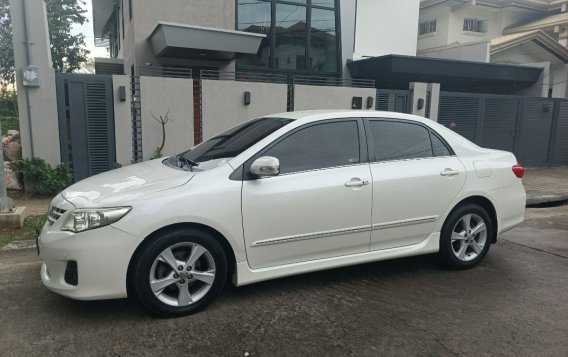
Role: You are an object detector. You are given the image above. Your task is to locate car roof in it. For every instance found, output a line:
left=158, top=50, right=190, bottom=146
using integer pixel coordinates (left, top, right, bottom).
left=264, top=109, right=434, bottom=125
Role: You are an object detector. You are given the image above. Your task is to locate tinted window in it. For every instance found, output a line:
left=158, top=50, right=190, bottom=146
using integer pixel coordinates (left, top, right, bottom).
left=184, top=118, right=293, bottom=163
left=264, top=121, right=360, bottom=174
left=370, top=121, right=433, bottom=161
left=431, top=133, right=452, bottom=157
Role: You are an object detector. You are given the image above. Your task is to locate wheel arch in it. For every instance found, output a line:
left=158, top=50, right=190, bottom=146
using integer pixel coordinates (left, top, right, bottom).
left=126, top=222, right=237, bottom=298
left=446, top=195, right=499, bottom=244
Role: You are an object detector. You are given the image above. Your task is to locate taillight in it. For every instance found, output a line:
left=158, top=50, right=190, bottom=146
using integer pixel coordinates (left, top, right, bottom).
left=512, top=164, right=524, bottom=178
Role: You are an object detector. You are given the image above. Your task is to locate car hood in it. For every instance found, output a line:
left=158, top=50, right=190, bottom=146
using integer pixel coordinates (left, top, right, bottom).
left=61, top=159, right=194, bottom=208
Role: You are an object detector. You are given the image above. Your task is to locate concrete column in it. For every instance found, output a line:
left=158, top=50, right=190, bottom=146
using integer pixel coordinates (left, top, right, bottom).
left=409, top=82, right=428, bottom=117
left=10, top=0, right=60, bottom=166
left=427, top=83, right=441, bottom=122
left=112, top=75, right=132, bottom=166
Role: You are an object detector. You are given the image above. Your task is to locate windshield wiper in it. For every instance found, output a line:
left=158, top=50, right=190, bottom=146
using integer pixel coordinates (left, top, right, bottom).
left=175, top=154, right=199, bottom=170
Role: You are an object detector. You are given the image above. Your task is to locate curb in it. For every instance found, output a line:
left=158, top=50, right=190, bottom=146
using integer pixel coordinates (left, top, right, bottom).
left=0, top=261, right=41, bottom=284
left=526, top=195, right=568, bottom=207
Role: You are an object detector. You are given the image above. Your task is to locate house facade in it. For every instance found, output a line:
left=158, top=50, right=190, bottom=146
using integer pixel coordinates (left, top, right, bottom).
left=93, top=0, right=420, bottom=79
left=418, top=0, right=568, bottom=98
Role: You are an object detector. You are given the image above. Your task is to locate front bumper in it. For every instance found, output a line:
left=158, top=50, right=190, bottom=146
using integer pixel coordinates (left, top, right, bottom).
left=39, top=222, right=140, bottom=300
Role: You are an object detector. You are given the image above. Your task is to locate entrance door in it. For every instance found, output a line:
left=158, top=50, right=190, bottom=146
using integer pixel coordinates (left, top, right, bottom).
left=56, top=73, right=116, bottom=181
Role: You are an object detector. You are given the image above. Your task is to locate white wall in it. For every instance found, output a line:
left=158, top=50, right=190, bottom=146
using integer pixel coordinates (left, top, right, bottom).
left=418, top=6, right=451, bottom=51
left=419, top=42, right=490, bottom=62
left=353, top=0, right=420, bottom=59
left=293, top=85, right=376, bottom=111
left=418, top=4, right=540, bottom=51
left=140, top=76, right=194, bottom=160
left=201, top=80, right=288, bottom=140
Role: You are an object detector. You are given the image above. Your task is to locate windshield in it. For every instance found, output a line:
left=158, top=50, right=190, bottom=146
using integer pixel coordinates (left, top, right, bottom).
left=181, top=117, right=293, bottom=165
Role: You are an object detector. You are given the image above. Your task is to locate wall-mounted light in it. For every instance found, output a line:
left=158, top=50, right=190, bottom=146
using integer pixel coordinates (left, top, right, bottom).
left=417, top=98, right=425, bottom=110
left=118, top=86, right=126, bottom=102
left=244, top=91, right=251, bottom=106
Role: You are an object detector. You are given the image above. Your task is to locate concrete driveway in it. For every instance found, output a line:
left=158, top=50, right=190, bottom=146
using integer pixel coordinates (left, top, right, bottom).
left=0, top=206, right=567, bottom=356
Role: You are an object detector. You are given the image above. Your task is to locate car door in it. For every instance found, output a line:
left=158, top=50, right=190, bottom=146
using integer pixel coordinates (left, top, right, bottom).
left=241, top=119, right=373, bottom=269
left=366, top=119, right=466, bottom=251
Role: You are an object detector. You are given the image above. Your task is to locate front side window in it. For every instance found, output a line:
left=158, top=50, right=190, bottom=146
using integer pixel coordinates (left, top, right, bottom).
left=263, top=121, right=360, bottom=174
left=369, top=121, right=438, bottom=161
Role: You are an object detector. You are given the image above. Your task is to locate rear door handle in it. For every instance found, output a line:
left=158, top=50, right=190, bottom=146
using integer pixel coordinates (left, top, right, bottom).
left=440, top=168, right=460, bottom=177
left=345, top=179, right=370, bottom=187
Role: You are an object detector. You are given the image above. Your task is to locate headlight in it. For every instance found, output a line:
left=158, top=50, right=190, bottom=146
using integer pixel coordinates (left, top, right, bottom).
left=62, top=207, right=131, bottom=233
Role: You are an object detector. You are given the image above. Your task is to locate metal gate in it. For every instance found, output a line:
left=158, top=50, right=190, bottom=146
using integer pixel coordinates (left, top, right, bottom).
left=438, top=92, right=568, bottom=167
left=56, top=73, right=116, bottom=181
left=377, top=90, right=410, bottom=113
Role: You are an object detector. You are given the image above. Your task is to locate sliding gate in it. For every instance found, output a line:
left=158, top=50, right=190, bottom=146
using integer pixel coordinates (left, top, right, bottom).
left=438, top=92, right=568, bottom=167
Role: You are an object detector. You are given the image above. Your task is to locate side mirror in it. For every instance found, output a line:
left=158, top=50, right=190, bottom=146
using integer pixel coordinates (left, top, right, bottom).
left=250, top=156, right=280, bottom=177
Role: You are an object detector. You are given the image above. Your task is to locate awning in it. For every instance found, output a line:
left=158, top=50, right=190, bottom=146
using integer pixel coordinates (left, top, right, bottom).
left=149, top=22, right=266, bottom=61
left=491, top=30, right=568, bottom=63
left=348, top=55, right=543, bottom=94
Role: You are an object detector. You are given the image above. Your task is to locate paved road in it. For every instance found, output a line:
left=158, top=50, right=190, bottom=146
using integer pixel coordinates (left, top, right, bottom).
left=1, top=207, right=567, bottom=356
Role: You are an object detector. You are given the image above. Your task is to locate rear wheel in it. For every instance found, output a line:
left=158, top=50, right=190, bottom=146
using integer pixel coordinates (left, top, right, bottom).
left=439, top=204, right=493, bottom=269
left=132, top=228, right=228, bottom=317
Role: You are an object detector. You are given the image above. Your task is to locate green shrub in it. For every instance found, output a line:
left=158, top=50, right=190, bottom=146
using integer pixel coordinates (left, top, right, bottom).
left=9, top=158, right=73, bottom=196
left=1, top=117, right=19, bottom=135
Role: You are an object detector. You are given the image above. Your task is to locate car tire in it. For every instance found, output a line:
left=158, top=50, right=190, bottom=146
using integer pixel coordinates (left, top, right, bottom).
left=132, top=228, right=228, bottom=317
left=439, top=203, right=494, bottom=269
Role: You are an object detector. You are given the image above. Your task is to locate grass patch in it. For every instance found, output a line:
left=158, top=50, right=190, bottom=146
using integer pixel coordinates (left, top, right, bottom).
left=0, top=214, right=47, bottom=248
left=1, top=117, right=19, bottom=135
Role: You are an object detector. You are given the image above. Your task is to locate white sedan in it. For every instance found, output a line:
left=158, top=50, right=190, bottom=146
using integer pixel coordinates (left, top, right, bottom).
left=39, top=110, right=526, bottom=317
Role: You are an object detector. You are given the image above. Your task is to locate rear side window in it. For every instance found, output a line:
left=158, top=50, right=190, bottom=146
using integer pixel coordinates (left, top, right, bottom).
left=430, top=132, right=452, bottom=157
left=263, top=121, right=360, bottom=174
left=369, top=121, right=433, bottom=161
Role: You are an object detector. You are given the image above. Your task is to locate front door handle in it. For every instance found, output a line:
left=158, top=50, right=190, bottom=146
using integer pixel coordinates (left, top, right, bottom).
left=440, top=168, right=461, bottom=177
left=345, top=178, right=370, bottom=187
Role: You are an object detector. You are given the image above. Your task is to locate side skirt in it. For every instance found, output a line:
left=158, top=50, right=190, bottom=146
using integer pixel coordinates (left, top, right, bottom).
left=233, top=233, right=440, bottom=286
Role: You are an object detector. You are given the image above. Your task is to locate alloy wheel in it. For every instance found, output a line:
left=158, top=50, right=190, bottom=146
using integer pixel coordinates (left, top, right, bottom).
left=450, top=213, right=487, bottom=262
left=149, top=242, right=216, bottom=307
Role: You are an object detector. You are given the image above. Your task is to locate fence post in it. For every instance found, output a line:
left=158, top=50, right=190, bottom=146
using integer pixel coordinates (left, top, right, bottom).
left=547, top=100, right=561, bottom=166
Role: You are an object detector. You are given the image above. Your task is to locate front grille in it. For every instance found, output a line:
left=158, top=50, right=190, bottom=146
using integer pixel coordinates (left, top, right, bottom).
left=48, top=206, right=67, bottom=225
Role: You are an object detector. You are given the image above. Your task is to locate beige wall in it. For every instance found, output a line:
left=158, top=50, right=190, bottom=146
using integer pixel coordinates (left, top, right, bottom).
left=140, top=76, right=194, bottom=160
left=10, top=0, right=60, bottom=166
left=112, top=75, right=132, bottom=165
left=201, top=80, right=288, bottom=140
left=293, top=85, right=377, bottom=111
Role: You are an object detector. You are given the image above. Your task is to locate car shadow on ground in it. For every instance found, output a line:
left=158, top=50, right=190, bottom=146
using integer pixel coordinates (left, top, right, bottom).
left=46, top=253, right=446, bottom=319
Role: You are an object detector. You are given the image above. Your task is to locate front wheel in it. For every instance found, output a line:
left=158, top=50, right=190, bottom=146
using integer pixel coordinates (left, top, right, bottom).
left=439, top=204, right=494, bottom=269
left=132, top=228, right=228, bottom=317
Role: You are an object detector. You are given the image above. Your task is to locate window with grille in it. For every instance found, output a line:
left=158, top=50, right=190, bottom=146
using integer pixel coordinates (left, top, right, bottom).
left=418, top=20, right=437, bottom=36
left=463, top=18, right=487, bottom=33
